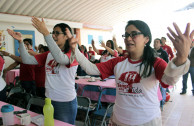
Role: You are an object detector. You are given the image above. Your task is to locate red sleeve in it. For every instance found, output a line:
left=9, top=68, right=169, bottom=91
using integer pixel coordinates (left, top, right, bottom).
left=154, top=57, right=169, bottom=88
left=34, top=51, right=49, bottom=66
left=96, top=57, right=126, bottom=80
left=168, top=46, right=174, bottom=60
left=98, top=50, right=104, bottom=55
left=65, top=49, right=79, bottom=68
left=0, top=57, right=4, bottom=71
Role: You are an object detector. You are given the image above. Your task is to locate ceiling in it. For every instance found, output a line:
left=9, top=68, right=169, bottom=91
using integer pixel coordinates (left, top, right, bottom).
left=0, top=0, right=193, bottom=28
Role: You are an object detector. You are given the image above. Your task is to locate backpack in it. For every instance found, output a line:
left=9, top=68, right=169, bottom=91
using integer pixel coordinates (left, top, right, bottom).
left=7, top=92, right=32, bottom=109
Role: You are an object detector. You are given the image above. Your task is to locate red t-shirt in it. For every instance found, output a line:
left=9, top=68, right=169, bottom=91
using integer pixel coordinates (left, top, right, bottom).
left=19, top=63, right=35, bottom=81
left=161, top=44, right=174, bottom=60
left=88, top=51, right=95, bottom=60
left=0, top=56, right=4, bottom=71
left=35, top=65, right=45, bottom=87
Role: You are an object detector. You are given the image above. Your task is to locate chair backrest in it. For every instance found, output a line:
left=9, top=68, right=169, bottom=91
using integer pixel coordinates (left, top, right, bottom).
left=81, top=85, right=102, bottom=96
left=101, top=88, right=116, bottom=96
left=26, top=96, right=45, bottom=110
left=77, top=96, right=91, bottom=109
left=7, top=86, right=24, bottom=98
left=77, top=96, right=91, bottom=126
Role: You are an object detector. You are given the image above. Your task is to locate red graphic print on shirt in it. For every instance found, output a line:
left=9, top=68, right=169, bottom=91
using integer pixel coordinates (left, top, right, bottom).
left=118, top=71, right=141, bottom=93
left=46, top=60, right=60, bottom=74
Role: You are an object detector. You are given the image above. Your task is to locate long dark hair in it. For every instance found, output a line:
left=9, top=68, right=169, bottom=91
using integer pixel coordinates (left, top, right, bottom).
left=54, top=23, right=72, bottom=53
left=102, top=40, right=114, bottom=56
left=125, top=20, right=157, bottom=78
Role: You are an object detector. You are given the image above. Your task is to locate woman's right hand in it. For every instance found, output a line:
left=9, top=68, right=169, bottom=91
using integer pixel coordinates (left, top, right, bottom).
left=31, top=17, right=50, bottom=36
left=7, top=29, right=22, bottom=43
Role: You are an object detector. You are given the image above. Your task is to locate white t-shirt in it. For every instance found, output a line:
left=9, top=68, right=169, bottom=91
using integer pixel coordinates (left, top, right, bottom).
left=96, top=56, right=168, bottom=125
left=35, top=50, right=78, bottom=102
left=0, top=63, right=6, bottom=91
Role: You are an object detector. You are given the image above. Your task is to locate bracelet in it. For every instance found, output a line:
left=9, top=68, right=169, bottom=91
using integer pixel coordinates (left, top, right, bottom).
left=9, top=53, right=11, bottom=57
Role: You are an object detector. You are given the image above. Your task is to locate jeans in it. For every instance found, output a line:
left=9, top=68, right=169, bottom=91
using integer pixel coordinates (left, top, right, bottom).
left=182, top=67, right=194, bottom=92
left=51, top=97, right=77, bottom=125
left=159, top=84, right=166, bottom=105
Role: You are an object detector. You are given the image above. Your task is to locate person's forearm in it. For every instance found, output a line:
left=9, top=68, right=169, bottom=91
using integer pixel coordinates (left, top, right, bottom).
left=161, top=58, right=190, bottom=85
left=44, top=35, right=70, bottom=65
left=104, top=46, right=115, bottom=56
left=4, top=62, right=19, bottom=72
left=72, top=45, right=100, bottom=75
left=92, top=44, right=99, bottom=54
left=8, top=54, right=22, bottom=63
left=19, top=42, right=38, bottom=65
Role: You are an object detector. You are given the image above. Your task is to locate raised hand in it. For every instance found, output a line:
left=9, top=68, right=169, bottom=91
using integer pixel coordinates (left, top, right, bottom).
left=65, top=28, right=78, bottom=52
left=31, top=17, right=49, bottom=36
left=100, top=41, right=106, bottom=48
left=92, top=39, right=95, bottom=46
left=167, top=22, right=194, bottom=65
left=7, top=29, right=22, bottom=43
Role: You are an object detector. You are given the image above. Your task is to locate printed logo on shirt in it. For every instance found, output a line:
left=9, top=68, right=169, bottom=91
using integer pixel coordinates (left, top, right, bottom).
left=118, top=71, right=142, bottom=95
left=46, top=59, right=60, bottom=74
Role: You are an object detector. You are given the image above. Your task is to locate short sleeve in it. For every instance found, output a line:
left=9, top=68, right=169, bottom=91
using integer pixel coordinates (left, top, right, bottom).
left=96, top=57, right=126, bottom=80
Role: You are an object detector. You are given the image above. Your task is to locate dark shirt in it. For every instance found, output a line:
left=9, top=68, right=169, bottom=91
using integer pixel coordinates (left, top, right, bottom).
left=156, top=47, right=169, bottom=63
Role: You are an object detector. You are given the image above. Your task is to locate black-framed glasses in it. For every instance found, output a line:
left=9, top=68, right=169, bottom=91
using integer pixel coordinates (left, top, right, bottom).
left=122, top=31, right=143, bottom=39
left=50, top=31, right=64, bottom=36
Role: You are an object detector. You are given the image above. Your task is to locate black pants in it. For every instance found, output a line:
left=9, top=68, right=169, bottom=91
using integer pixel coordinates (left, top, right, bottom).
left=21, top=80, right=36, bottom=95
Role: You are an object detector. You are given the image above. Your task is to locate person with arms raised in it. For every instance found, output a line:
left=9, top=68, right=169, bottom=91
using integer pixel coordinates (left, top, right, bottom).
left=69, top=20, right=193, bottom=125
left=7, top=17, right=78, bottom=125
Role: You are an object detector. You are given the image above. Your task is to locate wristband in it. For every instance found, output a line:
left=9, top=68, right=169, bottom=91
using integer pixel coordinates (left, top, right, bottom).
left=9, top=53, right=11, bottom=56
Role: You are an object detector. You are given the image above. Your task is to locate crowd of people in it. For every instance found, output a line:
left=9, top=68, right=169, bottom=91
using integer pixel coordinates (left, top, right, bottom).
left=0, top=16, right=193, bottom=126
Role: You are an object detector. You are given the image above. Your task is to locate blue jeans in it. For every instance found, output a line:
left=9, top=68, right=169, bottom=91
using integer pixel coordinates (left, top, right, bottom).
left=51, top=97, right=77, bottom=125
left=182, top=67, right=194, bottom=92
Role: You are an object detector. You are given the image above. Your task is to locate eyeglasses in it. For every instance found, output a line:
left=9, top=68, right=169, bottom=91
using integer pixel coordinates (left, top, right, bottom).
left=50, top=31, right=64, bottom=36
left=122, top=31, right=143, bottom=39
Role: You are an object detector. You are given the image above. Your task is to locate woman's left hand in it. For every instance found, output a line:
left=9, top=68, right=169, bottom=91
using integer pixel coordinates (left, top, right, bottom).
left=66, top=28, right=78, bottom=52
left=31, top=17, right=50, bottom=36
left=101, top=41, right=106, bottom=48
left=167, top=22, right=194, bottom=66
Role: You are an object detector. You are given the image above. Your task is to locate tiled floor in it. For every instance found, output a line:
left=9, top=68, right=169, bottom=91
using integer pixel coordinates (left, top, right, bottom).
left=161, top=76, right=194, bottom=126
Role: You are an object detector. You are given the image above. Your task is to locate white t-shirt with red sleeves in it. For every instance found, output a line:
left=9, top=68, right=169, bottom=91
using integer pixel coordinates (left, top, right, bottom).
left=35, top=50, right=78, bottom=102
left=96, top=56, right=168, bottom=125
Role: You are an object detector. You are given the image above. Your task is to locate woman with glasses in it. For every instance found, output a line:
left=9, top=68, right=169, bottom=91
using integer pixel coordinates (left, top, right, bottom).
left=92, top=39, right=118, bottom=63
left=7, top=17, right=78, bottom=124
left=69, top=20, right=193, bottom=126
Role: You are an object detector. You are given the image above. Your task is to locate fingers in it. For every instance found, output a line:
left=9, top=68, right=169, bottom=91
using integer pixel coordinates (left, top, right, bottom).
left=65, top=28, right=73, bottom=39
left=173, top=22, right=184, bottom=38
left=190, top=30, right=194, bottom=39
left=184, top=23, right=190, bottom=37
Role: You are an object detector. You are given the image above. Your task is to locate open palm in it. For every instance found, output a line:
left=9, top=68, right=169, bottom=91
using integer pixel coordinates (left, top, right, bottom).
left=7, top=29, right=22, bottom=42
